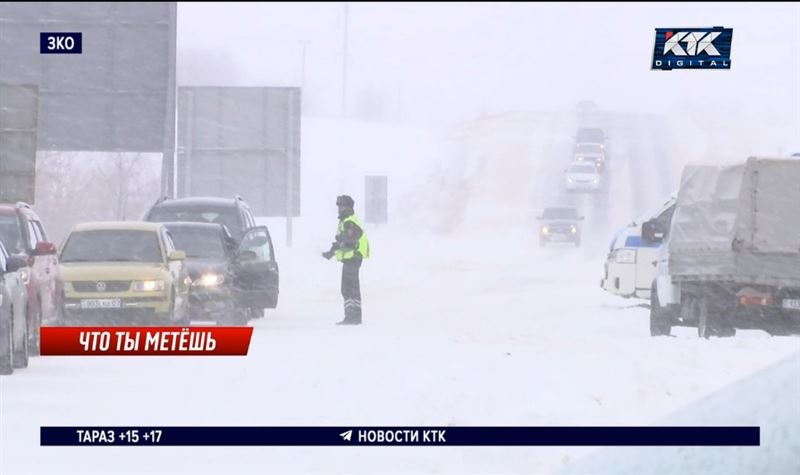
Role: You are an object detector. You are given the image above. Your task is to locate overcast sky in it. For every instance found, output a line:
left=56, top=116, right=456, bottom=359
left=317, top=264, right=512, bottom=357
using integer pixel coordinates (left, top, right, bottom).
left=177, top=2, right=799, bottom=145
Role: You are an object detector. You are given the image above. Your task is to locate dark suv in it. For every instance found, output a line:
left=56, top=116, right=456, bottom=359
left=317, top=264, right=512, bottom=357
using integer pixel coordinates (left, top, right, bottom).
left=144, top=196, right=256, bottom=241
left=144, top=196, right=278, bottom=317
left=537, top=207, right=584, bottom=247
left=0, top=202, right=61, bottom=355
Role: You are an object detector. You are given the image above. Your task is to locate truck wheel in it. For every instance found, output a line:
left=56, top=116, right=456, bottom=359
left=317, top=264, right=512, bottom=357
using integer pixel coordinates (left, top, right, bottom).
left=649, top=283, right=671, bottom=336
left=694, top=295, right=718, bottom=339
left=12, top=308, right=29, bottom=369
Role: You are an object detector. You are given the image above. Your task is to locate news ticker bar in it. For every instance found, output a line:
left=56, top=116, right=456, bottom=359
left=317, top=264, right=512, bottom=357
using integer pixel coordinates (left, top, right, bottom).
left=41, top=426, right=759, bottom=446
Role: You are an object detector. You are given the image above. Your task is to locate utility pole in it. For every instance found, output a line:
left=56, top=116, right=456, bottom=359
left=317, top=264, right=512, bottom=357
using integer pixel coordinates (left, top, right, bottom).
left=300, top=40, right=309, bottom=92
left=299, top=40, right=309, bottom=114
left=341, top=2, right=349, bottom=117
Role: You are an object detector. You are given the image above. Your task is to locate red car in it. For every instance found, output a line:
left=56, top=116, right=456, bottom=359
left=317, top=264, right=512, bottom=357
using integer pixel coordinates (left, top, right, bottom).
left=0, top=202, right=61, bottom=355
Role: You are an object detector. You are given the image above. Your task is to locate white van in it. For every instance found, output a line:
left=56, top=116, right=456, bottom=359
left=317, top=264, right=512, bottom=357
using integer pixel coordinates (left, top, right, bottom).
left=601, top=195, right=676, bottom=300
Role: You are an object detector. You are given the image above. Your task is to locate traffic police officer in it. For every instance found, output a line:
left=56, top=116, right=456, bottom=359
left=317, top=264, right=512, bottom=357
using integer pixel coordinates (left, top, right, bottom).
left=322, top=195, right=370, bottom=325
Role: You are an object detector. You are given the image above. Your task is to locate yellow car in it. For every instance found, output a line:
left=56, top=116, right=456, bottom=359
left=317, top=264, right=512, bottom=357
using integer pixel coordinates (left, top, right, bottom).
left=58, top=222, right=190, bottom=325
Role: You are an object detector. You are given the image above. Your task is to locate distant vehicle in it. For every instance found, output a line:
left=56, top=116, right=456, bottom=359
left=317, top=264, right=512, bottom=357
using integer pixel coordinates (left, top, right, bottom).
left=650, top=157, right=800, bottom=338
left=163, top=222, right=279, bottom=324
left=0, top=202, right=61, bottom=356
left=601, top=195, right=676, bottom=300
left=0, top=241, right=29, bottom=375
left=564, top=163, right=602, bottom=191
left=573, top=143, right=606, bottom=172
left=537, top=207, right=584, bottom=247
left=58, top=222, right=190, bottom=325
left=144, top=196, right=257, bottom=242
left=575, top=127, right=607, bottom=149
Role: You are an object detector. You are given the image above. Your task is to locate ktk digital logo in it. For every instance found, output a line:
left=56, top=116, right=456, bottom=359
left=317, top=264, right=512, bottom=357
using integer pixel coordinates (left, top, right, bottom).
left=652, top=27, right=733, bottom=70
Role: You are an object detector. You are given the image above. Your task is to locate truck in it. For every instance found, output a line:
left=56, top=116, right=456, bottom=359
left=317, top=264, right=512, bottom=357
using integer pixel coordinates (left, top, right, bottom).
left=650, top=157, right=800, bottom=338
left=601, top=194, right=676, bottom=300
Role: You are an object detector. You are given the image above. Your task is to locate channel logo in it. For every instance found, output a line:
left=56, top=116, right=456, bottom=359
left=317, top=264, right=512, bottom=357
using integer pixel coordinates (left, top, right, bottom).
left=651, top=27, right=732, bottom=70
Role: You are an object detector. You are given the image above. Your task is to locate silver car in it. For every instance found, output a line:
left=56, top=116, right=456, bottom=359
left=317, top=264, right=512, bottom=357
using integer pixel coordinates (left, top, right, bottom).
left=0, top=241, right=29, bottom=375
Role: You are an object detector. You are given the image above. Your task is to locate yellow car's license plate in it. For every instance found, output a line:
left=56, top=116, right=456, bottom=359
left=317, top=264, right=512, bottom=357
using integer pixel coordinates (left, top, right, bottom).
left=80, top=299, right=122, bottom=309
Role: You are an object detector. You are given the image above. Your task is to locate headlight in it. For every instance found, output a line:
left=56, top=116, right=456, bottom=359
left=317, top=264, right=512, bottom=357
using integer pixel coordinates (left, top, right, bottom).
left=567, top=178, right=574, bottom=183
left=193, top=273, right=225, bottom=287
left=577, top=156, right=584, bottom=161
left=613, top=249, right=636, bottom=264
left=593, top=178, right=599, bottom=183
left=540, top=226, right=549, bottom=235
left=570, top=225, right=577, bottom=234
left=133, top=280, right=166, bottom=292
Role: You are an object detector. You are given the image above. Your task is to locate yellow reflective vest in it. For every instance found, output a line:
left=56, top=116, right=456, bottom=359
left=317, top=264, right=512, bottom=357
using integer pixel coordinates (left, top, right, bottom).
left=335, top=214, right=370, bottom=262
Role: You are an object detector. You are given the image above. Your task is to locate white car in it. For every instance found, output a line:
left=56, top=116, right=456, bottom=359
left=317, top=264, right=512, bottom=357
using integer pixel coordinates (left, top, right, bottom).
left=573, top=143, right=606, bottom=171
left=564, top=163, right=601, bottom=191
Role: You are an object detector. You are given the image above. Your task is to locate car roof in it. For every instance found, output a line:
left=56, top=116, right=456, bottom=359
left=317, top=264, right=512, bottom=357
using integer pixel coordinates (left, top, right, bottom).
left=0, top=203, right=38, bottom=218
left=161, top=222, right=225, bottom=231
left=70, top=221, right=163, bottom=232
left=152, top=197, right=241, bottom=209
left=544, top=206, right=578, bottom=211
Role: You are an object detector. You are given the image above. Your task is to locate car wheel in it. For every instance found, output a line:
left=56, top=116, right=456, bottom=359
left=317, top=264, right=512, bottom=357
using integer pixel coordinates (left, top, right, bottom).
left=649, top=283, right=671, bottom=337
left=29, top=299, right=42, bottom=356
left=250, top=306, right=264, bottom=319
left=225, top=308, right=248, bottom=326
left=0, top=309, right=13, bottom=375
left=12, top=307, right=29, bottom=369
left=172, top=292, right=189, bottom=327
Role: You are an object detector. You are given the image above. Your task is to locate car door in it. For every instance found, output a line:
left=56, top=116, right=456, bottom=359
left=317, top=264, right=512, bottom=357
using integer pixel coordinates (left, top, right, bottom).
left=230, top=226, right=279, bottom=309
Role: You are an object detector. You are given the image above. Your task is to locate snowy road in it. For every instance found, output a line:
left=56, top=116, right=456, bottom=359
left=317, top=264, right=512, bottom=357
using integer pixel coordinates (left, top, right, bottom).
left=2, top=114, right=798, bottom=474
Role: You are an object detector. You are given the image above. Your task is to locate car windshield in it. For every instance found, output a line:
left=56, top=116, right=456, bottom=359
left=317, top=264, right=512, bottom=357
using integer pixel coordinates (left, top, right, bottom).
left=576, top=144, right=602, bottom=153
left=543, top=208, right=578, bottom=220
left=570, top=165, right=598, bottom=174
left=148, top=207, right=241, bottom=238
left=167, top=227, right=227, bottom=259
left=0, top=215, right=25, bottom=254
left=577, top=129, right=604, bottom=142
left=61, top=230, right=162, bottom=263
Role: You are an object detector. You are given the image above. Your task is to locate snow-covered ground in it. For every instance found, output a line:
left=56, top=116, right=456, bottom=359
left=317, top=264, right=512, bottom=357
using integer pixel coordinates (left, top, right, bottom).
left=1, top=114, right=798, bottom=474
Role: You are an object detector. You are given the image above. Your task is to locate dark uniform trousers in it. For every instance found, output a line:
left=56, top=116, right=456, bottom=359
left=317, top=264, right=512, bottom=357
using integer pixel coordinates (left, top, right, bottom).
left=341, top=255, right=362, bottom=323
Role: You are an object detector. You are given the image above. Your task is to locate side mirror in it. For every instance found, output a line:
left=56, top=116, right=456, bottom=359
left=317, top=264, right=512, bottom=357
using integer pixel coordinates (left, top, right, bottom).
left=237, top=250, right=258, bottom=262
left=168, top=250, right=186, bottom=261
left=5, top=255, right=27, bottom=273
left=34, top=241, right=57, bottom=256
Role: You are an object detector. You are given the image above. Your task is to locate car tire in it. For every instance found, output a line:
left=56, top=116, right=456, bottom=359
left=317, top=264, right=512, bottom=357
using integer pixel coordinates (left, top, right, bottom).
left=12, top=307, right=29, bottom=369
left=649, top=283, right=672, bottom=337
left=228, top=308, right=249, bottom=326
left=28, top=299, right=42, bottom=356
left=0, top=309, right=13, bottom=375
left=173, top=291, right=190, bottom=327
